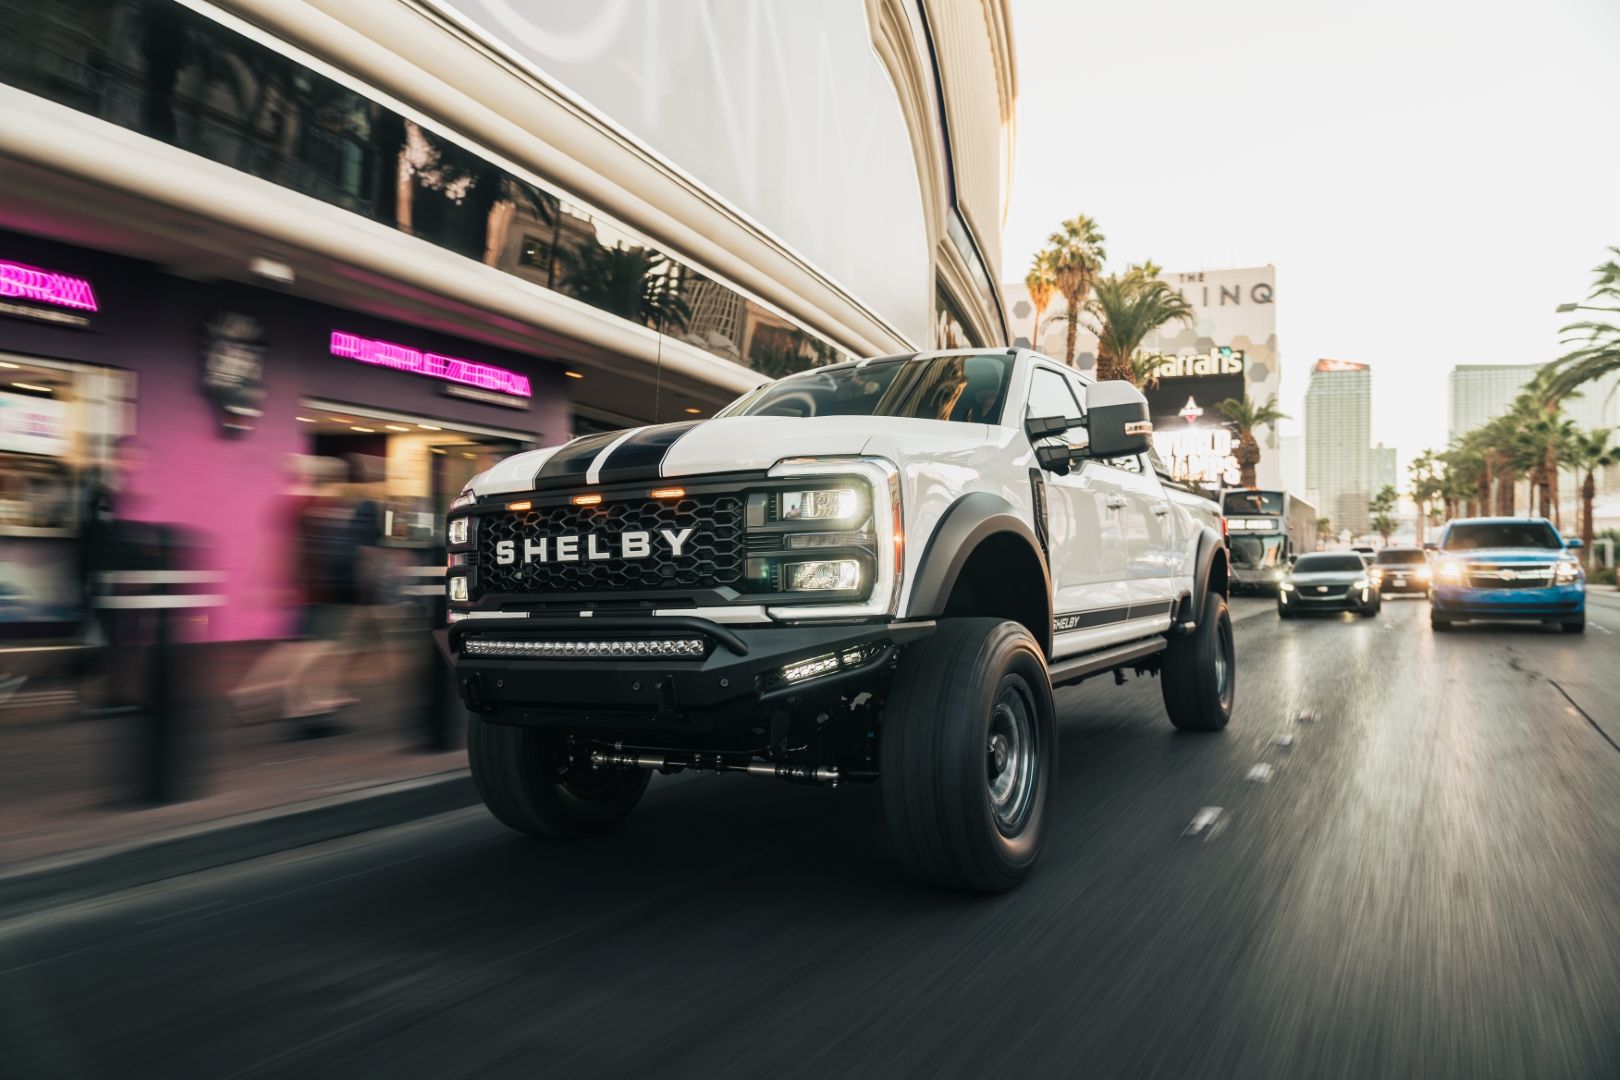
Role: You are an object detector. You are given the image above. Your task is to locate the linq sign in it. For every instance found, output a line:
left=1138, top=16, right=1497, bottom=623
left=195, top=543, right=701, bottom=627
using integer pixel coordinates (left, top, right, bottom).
left=1145, top=347, right=1245, bottom=381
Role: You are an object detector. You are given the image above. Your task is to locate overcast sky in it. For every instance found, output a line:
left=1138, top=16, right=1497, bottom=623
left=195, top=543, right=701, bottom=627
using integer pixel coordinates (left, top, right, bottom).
left=1001, top=0, right=1620, bottom=472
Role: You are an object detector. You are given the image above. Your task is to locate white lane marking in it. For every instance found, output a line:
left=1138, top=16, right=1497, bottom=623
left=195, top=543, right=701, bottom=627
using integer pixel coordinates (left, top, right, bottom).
left=1590, top=622, right=1612, bottom=634
left=1296, top=708, right=1316, bottom=724
left=583, top=427, right=643, bottom=484
left=1273, top=733, right=1295, bottom=750
left=1246, top=763, right=1274, bottom=783
left=1184, top=806, right=1224, bottom=839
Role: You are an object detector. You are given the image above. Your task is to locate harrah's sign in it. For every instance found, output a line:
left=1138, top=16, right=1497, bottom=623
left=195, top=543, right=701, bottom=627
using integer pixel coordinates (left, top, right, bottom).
left=0, top=260, right=98, bottom=311
left=330, top=331, right=531, bottom=398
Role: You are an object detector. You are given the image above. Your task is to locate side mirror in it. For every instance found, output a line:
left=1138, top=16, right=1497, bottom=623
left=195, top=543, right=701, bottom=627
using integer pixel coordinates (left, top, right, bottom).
left=1566, top=537, right=1584, bottom=549
left=1082, top=381, right=1153, bottom=459
left=1034, top=443, right=1071, bottom=475
left=1024, top=414, right=1074, bottom=441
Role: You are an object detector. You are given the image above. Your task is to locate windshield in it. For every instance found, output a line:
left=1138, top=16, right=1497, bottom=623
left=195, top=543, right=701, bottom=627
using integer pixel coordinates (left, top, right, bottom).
left=1443, top=521, right=1562, bottom=551
left=1223, top=490, right=1284, bottom=515
left=1374, top=549, right=1427, bottom=565
left=1230, top=534, right=1286, bottom=569
left=720, top=353, right=1015, bottom=423
left=1293, top=554, right=1366, bottom=574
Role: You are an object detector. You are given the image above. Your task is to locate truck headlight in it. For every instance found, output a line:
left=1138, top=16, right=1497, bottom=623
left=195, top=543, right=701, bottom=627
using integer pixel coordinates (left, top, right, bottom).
left=786, top=560, right=862, bottom=591
left=448, top=575, right=468, bottom=602
left=779, top=488, right=861, bottom=522
left=1437, top=559, right=1463, bottom=582
left=448, top=517, right=470, bottom=545
left=1555, top=560, right=1581, bottom=583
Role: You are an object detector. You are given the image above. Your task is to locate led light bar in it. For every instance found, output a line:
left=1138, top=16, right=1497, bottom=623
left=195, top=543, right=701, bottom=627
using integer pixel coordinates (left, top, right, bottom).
left=462, top=637, right=707, bottom=659
left=778, top=640, right=888, bottom=684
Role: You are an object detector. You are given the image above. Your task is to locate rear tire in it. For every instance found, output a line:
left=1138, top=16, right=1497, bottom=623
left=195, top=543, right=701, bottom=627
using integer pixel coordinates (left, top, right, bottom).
left=468, top=714, right=649, bottom=838
left=1562, top=616, right=1586, bottom=634
left=880, top=618, right=1055, bottom=893
left=1162, top=592, right=1234, bottom=732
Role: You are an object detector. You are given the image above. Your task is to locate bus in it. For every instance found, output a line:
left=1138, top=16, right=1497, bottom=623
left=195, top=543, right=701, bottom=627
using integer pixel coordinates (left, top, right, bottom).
left=1221, top=488, right=1318, bottom=593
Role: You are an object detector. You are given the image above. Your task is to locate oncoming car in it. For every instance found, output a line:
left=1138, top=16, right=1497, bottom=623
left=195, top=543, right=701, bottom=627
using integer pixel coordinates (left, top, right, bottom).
left=1370, top=547, right=1431, bottom=596
left=1277, top=552, right=1380, bottom=617
left=1428, top=517, right=1585, bottom=633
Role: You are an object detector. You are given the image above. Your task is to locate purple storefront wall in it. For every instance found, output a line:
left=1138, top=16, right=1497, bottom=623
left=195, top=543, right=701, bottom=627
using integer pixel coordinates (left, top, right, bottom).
left=0, top=230, right=571, bottom=641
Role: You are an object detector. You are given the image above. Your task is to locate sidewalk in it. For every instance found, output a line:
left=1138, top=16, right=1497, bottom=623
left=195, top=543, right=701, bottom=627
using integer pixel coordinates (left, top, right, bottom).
left=0, top=632, right=473, bottom=896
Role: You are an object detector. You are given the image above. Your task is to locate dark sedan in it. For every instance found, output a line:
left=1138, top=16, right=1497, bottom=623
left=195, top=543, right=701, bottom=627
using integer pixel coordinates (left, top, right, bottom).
left=1370, top=547, right=1431, bottom=595
left=1278, top=552, right=1381, bottom=617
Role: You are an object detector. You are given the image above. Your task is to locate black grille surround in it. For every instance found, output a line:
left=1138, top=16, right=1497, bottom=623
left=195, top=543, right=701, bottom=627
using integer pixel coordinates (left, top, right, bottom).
left=476, top=494, right=744, bottom=597
left=448, top=473, right=880, bottom=612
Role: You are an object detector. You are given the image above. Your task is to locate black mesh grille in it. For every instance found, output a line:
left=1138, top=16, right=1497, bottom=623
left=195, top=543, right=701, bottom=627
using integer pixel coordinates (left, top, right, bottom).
left=474, top=495, right=744, bottom=596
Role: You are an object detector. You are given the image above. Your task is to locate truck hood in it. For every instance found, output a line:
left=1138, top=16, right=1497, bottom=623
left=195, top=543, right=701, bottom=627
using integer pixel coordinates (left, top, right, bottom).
left=468, top=415, right=995, bottom=496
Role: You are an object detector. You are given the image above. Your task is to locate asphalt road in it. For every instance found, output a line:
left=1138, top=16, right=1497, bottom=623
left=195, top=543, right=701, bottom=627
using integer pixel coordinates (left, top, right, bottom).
left=6, top=593, right=1620, bottom=1079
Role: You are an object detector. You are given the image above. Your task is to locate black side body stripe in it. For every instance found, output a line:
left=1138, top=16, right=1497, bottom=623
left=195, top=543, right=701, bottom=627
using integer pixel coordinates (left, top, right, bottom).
left=593, top=420, right=704, bottom=485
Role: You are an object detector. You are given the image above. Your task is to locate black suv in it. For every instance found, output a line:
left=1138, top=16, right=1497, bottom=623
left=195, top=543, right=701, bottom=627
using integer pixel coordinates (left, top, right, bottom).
left=1370, top=547, right=1431, bottom=595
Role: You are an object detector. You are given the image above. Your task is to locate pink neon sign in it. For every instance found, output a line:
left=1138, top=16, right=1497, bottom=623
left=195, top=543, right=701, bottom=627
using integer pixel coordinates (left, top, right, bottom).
left=330, top=331, right=532, bottom=398
left=0, top=261, right=98, bottom=311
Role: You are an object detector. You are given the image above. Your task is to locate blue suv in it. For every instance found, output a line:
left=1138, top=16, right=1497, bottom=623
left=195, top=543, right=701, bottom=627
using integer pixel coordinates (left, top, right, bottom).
left=1428, top=517, right=1585, bottom=633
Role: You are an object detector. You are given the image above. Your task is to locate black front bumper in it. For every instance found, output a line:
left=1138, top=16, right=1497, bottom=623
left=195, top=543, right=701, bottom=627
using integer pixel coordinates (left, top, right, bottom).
left=440, top=616, right=931, bottom=732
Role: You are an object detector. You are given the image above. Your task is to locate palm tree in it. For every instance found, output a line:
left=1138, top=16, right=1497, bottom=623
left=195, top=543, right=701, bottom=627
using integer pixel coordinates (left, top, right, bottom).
left=1566, top=428, right=1620, bottom=563
left=1408, top=450, right=1443, bottom=545
left=1024, top=253, right=1056, bottom=348
left=1369, top=484, right=1399, bottom=543
left=1084, top=272, right=1195, bottom=384
left=1213, top=394, right=1288, bottom=489
left=1042, top=215, right=1107, bottom=367
left=1543, top=247, right=1620, bottom=401
left=1315, top=516, right=1335, bottom=546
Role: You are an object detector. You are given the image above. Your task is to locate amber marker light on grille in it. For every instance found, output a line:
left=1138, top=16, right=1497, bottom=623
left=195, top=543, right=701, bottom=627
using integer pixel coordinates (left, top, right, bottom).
left=571, top=493, right=603, bottom=506
left=650, top=487, right=686, bottom=499
left=506, top=500, right=532, bottom=512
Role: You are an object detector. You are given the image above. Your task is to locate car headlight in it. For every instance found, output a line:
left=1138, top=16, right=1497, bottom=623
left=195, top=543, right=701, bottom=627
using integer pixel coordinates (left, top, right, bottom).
left=1415, top=565, right=1432, bottom=580
left=779, top=488, right=862, bottom=522
left=1437, top=559, right=1463, bottom=582
left=1273, top=568, right=1287, bottom=582
left=1353, top=578, right=1370, bottom=590
left=1369, top=568, right=1384, bottom=582
left=1279, top=580, right=1295, bottom=591
left=1555, top=560, right=1581, bottom=583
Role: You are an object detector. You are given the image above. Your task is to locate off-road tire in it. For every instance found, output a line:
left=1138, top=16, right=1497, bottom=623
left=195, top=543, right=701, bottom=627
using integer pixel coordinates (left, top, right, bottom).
left=468, top=714, right=649, bottom=838
left=880, top=618, right=1055, bottom=893
left=1161, top=591, right=1235, bottom=732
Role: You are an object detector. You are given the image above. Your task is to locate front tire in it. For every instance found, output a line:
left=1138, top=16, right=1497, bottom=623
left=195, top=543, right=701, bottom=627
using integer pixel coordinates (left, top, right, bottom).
left=1162, top=592, right=1235, bottom=732
left=1432, top=614, right=1453, bottom=632
left=468, top=714, right=649, bottom=838
left=880, top=618, right=1055, bottom=893
left=1562, top=615, right=1586, bottom=634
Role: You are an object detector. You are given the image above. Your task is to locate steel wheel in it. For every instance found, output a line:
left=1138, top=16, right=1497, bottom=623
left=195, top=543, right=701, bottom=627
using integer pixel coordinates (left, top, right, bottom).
left=987, top=676, right=1039, bottom=836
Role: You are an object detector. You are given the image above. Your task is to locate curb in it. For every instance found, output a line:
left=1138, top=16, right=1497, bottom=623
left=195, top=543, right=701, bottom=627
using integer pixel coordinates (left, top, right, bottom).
left=0, top=769, right=478, bottom=917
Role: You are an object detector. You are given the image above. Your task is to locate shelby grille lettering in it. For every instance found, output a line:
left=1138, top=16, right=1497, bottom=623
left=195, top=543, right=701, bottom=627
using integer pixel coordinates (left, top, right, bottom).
left=495, top=528, right=694, bottom=565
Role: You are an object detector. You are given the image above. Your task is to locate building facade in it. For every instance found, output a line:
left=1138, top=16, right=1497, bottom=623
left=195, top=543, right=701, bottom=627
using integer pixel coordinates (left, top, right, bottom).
left=0, top=0, right=1017, bottom=642
left=1371, top=443, right=1398, bottom=494
left=1449, top=364, right=1620, bottom=442
left=1004, top=265, right=1281, bottom=490
left=1305, top=360, right=1372, bottom=535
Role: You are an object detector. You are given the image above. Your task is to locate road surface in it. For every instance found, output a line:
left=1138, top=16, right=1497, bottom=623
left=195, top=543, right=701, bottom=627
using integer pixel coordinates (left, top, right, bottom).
left=5, top=594, right=1620, bottom=1079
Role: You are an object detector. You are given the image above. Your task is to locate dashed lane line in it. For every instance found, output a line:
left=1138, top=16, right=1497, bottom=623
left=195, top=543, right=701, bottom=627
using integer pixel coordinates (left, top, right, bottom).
left=1184, top=806, right=1224, bottom=840
left=1245, top=763, right=1274, bottom=783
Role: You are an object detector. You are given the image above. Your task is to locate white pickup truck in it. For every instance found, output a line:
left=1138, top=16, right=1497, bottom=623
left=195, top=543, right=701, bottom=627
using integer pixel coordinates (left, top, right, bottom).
left=443, top=348, right=1234, bottom=891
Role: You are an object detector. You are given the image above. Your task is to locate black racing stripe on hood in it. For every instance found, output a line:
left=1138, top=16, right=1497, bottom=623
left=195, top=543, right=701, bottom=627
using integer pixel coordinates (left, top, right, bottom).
left=593, top=420, right=705, bottom=484
left=531, top=428, right=630, bottom=488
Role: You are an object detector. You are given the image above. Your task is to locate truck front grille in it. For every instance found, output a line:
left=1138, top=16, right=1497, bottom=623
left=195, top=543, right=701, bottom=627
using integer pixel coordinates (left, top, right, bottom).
left=473, top=495, right=744, bottom=597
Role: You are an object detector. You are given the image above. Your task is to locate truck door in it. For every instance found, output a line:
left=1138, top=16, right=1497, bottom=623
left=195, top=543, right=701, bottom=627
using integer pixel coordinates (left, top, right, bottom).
left=1024, top=366, right=1129, bottom=642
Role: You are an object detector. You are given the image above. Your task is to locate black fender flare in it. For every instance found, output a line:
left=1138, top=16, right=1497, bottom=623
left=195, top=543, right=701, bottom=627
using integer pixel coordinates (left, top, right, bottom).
left=1189, top=526, right=1229, bottom=625
left=907, top=492, right=1052, bottom=654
